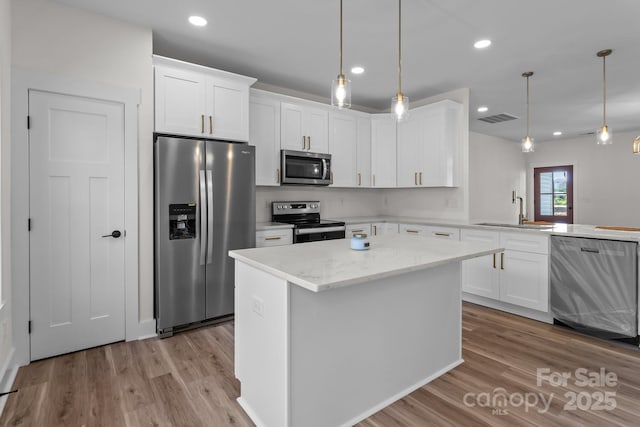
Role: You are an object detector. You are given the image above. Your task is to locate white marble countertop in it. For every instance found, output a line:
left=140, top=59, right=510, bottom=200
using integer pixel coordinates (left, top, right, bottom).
left=334, top=216, right=640, bottom=242
left=229, top=234, right=503, bottom=292
left=256, top=221, right=294, bottom=231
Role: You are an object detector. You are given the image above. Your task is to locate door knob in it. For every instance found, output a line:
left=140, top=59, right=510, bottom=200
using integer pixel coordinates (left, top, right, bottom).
left=102, top=230, right=122, bottom=238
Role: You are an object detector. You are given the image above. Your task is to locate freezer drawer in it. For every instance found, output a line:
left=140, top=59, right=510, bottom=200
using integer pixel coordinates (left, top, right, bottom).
left=550, top=235, right=638, bottom=338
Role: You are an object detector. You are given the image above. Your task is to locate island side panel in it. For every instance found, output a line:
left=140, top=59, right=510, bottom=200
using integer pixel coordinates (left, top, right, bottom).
left=289, top=262, right=463, bottom=427
left=235, top=261, right=290, bottom=427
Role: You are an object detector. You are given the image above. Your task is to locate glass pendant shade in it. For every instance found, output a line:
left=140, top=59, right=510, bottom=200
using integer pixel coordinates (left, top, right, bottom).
left=633, top=136, right=640, bottom=154
left=331, top=74, right=351, bottom=109
left=596, top=124, right=612, bottom=145
left=392, top=92, right=409, bottom=121
left=522, top=135, right=534, bottom=153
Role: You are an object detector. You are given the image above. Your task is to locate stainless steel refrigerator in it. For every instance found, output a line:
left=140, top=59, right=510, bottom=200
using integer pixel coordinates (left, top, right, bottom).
left=154, top=135, right=255, bottom=337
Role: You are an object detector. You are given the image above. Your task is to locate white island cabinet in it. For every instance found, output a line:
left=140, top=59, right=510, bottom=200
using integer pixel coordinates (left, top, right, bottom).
left=229, top=234, right=502, bottom=427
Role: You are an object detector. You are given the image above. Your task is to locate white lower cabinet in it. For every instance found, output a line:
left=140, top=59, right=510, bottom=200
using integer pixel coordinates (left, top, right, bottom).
left=345, top=223, right=372, bottom=237
left=424, top=226, right=460, bottom=240
left=371, top=223, right=399, bottom=236
left=256, top=229, right=293, bottom=247
left=461, top=229, right=549, bottom=312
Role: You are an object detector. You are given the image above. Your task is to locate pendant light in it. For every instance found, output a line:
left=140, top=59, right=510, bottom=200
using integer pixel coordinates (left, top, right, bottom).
left=522, top=71, right=534, bottom=153
left=596, top=49, right=612, bottom=145
left=391, top=0, right=408, bottom=121
left=331, top=0, right=351, bottom=109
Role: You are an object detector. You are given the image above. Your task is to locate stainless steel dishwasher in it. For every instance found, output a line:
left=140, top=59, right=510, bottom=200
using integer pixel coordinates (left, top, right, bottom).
left=550, top=235, right=638, bottom=338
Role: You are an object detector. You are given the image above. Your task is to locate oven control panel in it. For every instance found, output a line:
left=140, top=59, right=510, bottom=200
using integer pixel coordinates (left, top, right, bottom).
left=272, top=201, right=320, bottom=215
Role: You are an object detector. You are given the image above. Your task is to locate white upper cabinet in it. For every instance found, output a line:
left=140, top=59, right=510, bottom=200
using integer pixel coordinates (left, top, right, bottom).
left=281, top=102, right=329, bottom=153
left=153, top=56, right=256, bottom=142
left=371, top=114, right=397, bottom=188
left=396, top=100, right=462, bottom=188
left=250, top=91, right=281, bottom=186
left=329, top=112, right=357, bottom=187
left=356, top=117, right=372, bottom=188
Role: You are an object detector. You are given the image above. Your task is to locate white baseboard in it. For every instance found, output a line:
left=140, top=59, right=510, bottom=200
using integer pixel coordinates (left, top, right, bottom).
left=133, top=319, right=157, bottom=341
left=237, top=397, right=268, bottom=427
left=463, top=293, right=553, bottom=323
left=0, top=347, right=18, bottom=417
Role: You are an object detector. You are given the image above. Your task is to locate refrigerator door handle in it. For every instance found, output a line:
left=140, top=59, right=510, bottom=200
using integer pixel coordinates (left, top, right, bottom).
left=206, top=169, right=214, bottom=265
left=199, top=170, right=207, bottom=265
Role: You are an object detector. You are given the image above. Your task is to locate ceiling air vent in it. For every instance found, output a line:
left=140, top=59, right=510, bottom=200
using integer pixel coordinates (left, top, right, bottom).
left=477, top=113, right=519, bottom=124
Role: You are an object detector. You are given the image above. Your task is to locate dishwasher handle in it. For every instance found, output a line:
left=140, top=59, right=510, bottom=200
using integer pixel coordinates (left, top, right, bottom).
left=581, top=247, right=600, bottom=254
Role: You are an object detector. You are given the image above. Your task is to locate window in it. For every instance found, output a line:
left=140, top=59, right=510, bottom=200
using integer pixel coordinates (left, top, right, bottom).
left=534, top=165, right=573, bottom=223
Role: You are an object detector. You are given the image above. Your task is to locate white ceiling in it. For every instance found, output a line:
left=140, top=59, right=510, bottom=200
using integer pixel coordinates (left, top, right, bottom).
left=55, top=0, right=640, bottom=142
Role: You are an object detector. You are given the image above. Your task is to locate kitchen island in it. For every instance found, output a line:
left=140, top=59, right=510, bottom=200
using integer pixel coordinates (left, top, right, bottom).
left=229, top=234, right=502, bottom=427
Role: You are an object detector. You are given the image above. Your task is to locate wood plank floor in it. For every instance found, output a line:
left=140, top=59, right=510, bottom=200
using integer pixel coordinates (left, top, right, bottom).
left=2, top=302, right=639, bottom=426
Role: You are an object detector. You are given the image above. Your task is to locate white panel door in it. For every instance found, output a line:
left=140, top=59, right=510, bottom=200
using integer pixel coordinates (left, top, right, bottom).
left=500, top=251, right=549, bottom=311
left=356, top=117, right=371, bottom=187
left=396, top=114, right=423, bottom=187
left=29, top=90, right=125, bottom=360
left=250, top=96, right=281, bottom=186
left=306, top=107, right=329, bottom=153
left=207, top=77, right=250, bottom=142
left=370, top=114, right=397, bottom=188
left=329, top=112, right=357, bottom=187
left=154, top=65, right=206, bottom=137
left=281, top=102, right=306, bottom=151
left=460, top=229, right=500, bottom=299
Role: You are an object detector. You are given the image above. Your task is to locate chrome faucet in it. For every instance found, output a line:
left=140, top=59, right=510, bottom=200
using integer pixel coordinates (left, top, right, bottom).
left=512, top=191, right=526, bottom=225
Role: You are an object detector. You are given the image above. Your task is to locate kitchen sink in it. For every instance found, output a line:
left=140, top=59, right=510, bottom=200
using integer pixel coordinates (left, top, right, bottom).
left=475, top=222, right=554, bottom=230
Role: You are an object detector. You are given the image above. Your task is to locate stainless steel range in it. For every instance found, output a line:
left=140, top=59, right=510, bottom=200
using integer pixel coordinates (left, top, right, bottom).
left=272, top=201, right=345, bottom=243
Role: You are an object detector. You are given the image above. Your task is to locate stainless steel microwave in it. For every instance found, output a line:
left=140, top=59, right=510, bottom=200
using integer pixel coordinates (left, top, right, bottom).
left=281, top=150, right=332, bottom=185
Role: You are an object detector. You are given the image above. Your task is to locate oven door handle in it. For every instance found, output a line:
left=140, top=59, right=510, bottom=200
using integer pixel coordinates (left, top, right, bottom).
left=295, top=226, right=345, bottom=235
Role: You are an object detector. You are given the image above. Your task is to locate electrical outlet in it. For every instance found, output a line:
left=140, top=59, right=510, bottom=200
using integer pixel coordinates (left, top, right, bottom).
left=252, top=295, right=265, bottom=317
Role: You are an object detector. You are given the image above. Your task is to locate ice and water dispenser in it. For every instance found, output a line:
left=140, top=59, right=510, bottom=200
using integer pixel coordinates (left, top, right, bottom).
left=169, top=203, right=197, bottom=240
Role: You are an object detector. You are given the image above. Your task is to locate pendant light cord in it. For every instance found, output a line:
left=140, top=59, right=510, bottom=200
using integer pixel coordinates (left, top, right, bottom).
left=526, top=75, right=530, bottom=137
left=339, top=0, right=343, bottom=75
left=602, top=54, right=606, bottom=126
left=398, top=0, right=402, bottom=94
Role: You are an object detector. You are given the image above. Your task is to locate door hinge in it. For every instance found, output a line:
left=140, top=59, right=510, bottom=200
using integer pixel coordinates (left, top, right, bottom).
left=28, top=321, right=32, bottom=334
left=28, top=218, right=31, bottom=231
left=27, top=116, right=31, bottom=130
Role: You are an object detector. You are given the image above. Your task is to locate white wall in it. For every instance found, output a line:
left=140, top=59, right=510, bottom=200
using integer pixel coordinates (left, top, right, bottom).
left=11, top=0, right=154, bottom=321
left=377, top=88, right=470, bottom=220
left=0, top=0, right=13, bottom=386
left=526, top=131, right=640, bottom=226
left=469, top=132, right=526, bottom=223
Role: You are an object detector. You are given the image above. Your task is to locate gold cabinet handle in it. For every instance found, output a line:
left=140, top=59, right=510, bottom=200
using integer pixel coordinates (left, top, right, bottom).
left=373, top=225, right=377, bottom=235
left=358, top=173, right=362, bottom=186
left=419, top=172, right=423, bottom=185
left=351, top=229, right=364, bottom=233
left=209, top=115, right=213, bottom=134
left=302, top=136, right=306, bottom=150
left=406, top=229, right=419, bottom=234
left=500, top=252, right=505, bottom=270
left=265, top=236, right=281, bottom=241
left=372, top=174, right=376, bottom=187
left=493, top=253, right=496, bottom=269
left=434, top=232, right=451, bottom=237
left=330, top=171, right=334, bottom=183
left=308, top=136, right=311, bottom=150
left=201, top=114, right=205, bottom=133
left=414, top=172, right=418, bottom=185
left=276, top=168, right=280, bottom=183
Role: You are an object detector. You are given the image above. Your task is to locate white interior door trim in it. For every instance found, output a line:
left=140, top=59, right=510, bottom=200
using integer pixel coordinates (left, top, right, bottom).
left=11, top=67, right=142, bottom=366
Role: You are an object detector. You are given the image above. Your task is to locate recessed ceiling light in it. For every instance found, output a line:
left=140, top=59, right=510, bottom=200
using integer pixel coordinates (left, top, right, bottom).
left=477, top=106, right=489, bottom=113
left=188, top=16, right=208, bottom=27
left=553, top=131, right=563, bottom=136
left=474, top=39, right=492, bottom=49
left=351, top=66, right=365, bottom=75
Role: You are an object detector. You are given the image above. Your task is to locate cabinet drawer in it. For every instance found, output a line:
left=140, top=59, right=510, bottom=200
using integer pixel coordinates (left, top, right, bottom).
left=346, top=223, right=372, bottom=237
left=500, top=232, right=549, bottom=254
left=461, top=228, right=500, bottom=245
left=399, top=224, right=428, bottom=235
left=256, top=229, right=293, bottom=247
left=424, top=226, right=459, bottom=241
left=371, top=223, right=399, bottom=236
